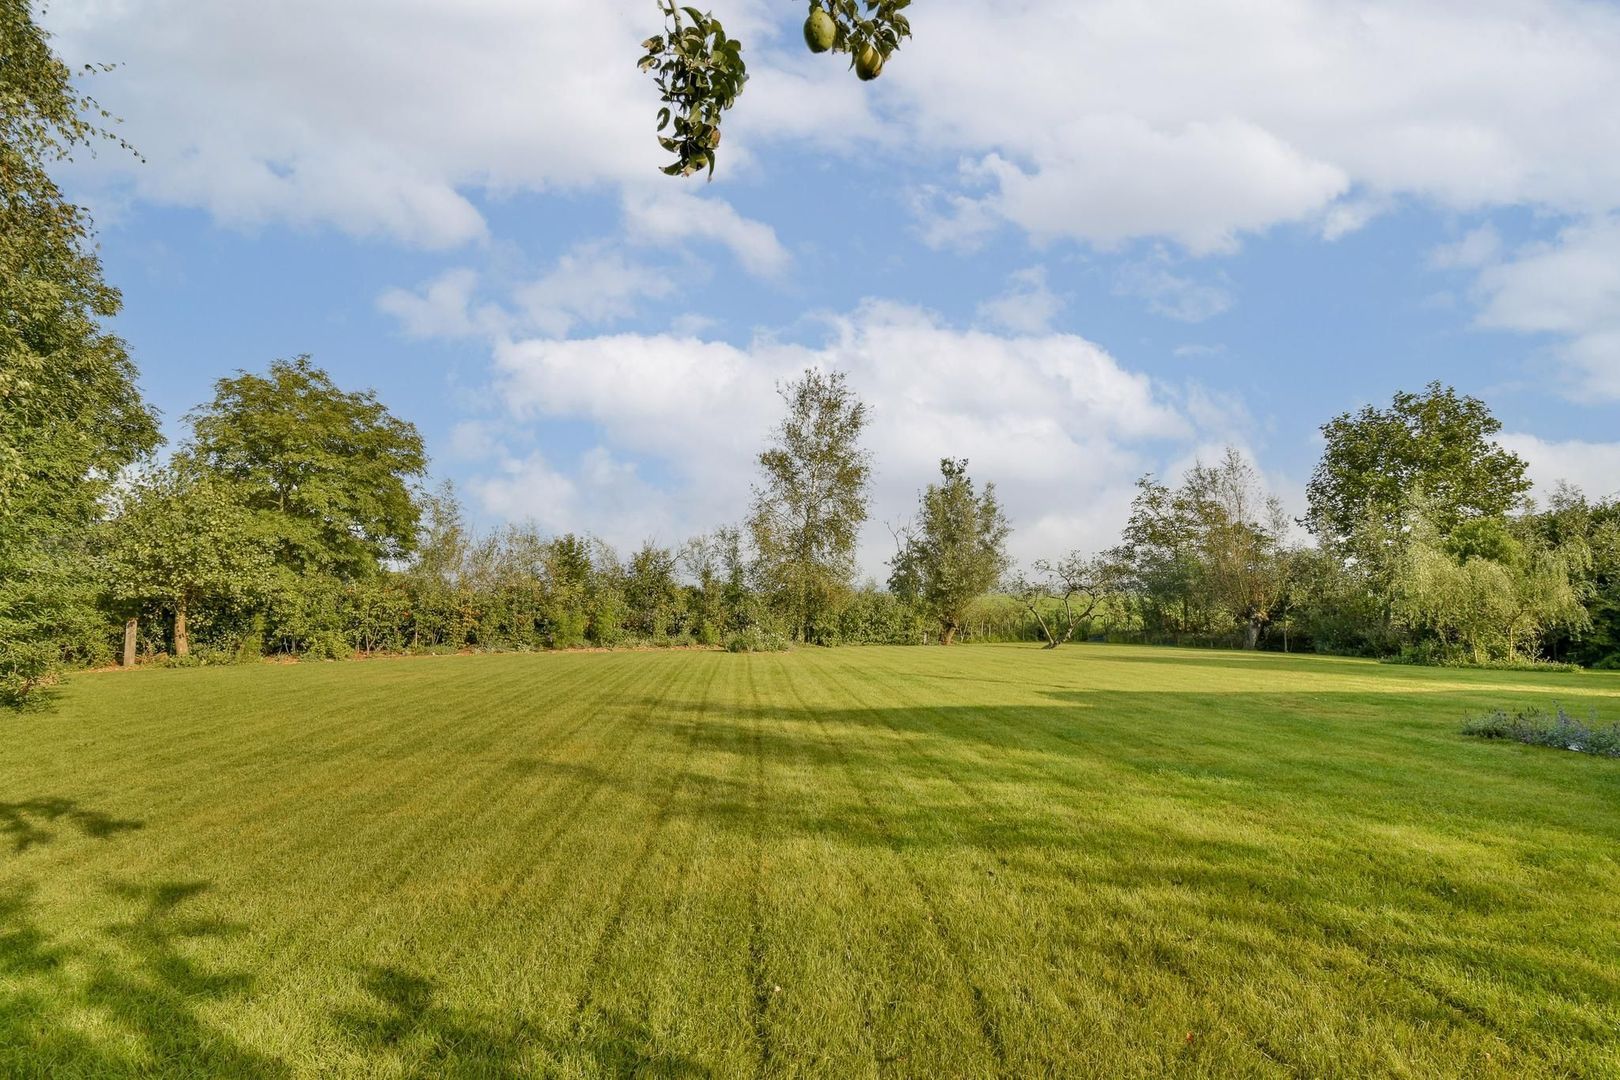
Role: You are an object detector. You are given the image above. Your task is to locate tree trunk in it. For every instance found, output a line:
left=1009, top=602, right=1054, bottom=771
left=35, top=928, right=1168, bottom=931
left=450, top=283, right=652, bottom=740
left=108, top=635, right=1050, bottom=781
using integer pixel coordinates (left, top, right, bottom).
left=174, top=601, right=189, bottom=658
left=1025, top=605, right=1054, bottom=647
left=1243, top=619, right=1260, bottom=650
left=123, top=618, right=138, bottom=667
left=941, top=621, right=957, bottom=646
left=1045, top=616, right=1077, bottom=650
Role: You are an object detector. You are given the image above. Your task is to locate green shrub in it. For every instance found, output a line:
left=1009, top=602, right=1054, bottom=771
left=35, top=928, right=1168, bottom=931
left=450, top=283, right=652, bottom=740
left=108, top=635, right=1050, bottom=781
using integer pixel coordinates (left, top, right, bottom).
left=0, top=638, right=57, bottom=707
left=1385, top=644, right=1581, bottom=673
left=547, top=608, right=589, bottom=650
left=1463, top=706, right=1620, bottom=758
left=234, top=622, right=266, bottom=664
left=725, top=627, right=791, bottom=653
left=300, top=631, right=350, bottom=662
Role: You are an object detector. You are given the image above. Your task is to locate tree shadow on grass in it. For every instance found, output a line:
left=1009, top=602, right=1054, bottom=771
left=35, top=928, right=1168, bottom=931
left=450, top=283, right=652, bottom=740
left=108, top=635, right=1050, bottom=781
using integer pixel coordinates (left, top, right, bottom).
left=620, top=695, right=1620, bottom=1069
left=337, top=963, right=711, bottom=1078
left=602, top=693, right=1620, bottom=959
left=0, top=886, right=69, bottom=978
left=649, top=694, right=1620, bottom=834
left=0, top=873, right=286, bottom=1078
left=0, top=797, right=144, bottom=853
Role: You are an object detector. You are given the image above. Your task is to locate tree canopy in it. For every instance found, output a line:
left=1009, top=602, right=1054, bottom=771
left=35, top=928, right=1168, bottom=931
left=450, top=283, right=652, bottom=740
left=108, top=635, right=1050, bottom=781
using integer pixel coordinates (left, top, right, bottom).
left=1305, top=382, right=1530, bottom=550
left=1, top=0, right=158, bottom=704
left=1392, top=503, right=1589, bottom=665
left=181, top=356, right=427, bottom=579
left=104, top=466, right=275, bottom=657
left=1108, top=450, right=1292, bottom=649
left=747, top=368, right=872, bottom=642
left=889, top=459, right=1010, bottom=644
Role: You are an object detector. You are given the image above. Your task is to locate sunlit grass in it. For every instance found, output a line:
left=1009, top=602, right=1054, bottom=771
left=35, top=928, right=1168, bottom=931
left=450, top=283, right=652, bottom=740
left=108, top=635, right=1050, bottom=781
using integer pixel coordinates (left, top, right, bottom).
left=2, top=645, right=1618, bottom=1077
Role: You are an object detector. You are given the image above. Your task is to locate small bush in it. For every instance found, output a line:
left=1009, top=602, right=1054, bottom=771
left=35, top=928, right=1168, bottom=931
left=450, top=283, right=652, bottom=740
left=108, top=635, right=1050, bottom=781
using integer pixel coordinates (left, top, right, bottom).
left=1385, top=645, right=1580, bottom=673
left=300, top=631, right=351, bottom=662
left=725, top=627, right=791, bottom=653
left=1463, top=705, right=1620, bottom=758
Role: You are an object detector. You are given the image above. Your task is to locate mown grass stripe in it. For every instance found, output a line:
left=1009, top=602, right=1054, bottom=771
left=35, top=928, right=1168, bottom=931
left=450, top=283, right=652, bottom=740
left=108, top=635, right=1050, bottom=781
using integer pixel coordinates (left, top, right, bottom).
left=3, top=645, right=1618, bottom=1077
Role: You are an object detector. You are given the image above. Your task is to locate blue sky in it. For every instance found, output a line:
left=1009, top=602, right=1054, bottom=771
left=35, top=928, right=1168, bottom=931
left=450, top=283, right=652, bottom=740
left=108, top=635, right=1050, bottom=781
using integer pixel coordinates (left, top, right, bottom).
left=49, top=0, right=1620, bottom=574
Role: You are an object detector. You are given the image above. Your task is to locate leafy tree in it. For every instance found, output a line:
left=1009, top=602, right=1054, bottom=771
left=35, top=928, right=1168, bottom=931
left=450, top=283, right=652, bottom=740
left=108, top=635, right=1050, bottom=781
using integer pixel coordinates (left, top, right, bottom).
left=1394, top=542, right=1517, bottom=664
left=1, top=1, right=159, bottom=703
left=1302, top=385, right=1531, bottom=654
left=585, top=539, right=631, bottom=647
left=104, top=467, right=275, bottom=657
left=1392, top=506, right=1588, bottom=664
left=1113, top=474, right=1215, bottom=640
left=1286, top=545, right=1391, bottom=657
left=1111, top=451, right=1293, bottom=648
left=836, top=585, right=925, bottom=645
left=1523, top=486, right=1620, bottom=667
left=346, top=578, right=412, bottom=654
left=681, top=530, right=745, bottom=645
left=747, top=369, right=871, bottom=642
left=544, top=534, right=596, bottom=649
left=262, top=571, right=349, bottom=659
left=639, top=0, right=912, bottom=176
left=1181, top=449, right=1294, bottom=649
left=1007, top=552, right=1120, bottom=650
left=624, top=542, right=685, bottom=639
left=461, top=525, right=549, bottom=649
left=410, top=483, right=471, bottom=583
left=889, top=459, right=1011, bottom=644
left=397, top=484, right=478, bottom=650
left=1306, top=382, right=1530, bottom=550
left=182, top=356, right=427, bottom=578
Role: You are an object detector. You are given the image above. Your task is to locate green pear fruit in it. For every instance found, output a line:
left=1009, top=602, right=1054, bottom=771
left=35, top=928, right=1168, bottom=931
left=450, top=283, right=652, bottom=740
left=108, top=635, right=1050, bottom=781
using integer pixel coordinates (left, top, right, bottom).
left=855, top=44, right=884, bottom=80
left=803, top=8, right=836, bottom=53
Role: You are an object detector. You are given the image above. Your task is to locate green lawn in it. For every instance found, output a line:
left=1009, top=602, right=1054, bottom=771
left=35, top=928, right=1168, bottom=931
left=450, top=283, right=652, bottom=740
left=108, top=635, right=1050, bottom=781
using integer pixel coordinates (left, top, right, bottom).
left=3, top=646, right=1618, bottom=1078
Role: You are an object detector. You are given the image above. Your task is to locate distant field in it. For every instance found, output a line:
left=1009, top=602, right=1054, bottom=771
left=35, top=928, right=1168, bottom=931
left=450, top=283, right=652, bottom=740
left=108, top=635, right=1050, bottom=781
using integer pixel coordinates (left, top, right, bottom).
left=3, top=646, right=1618, bottom=1078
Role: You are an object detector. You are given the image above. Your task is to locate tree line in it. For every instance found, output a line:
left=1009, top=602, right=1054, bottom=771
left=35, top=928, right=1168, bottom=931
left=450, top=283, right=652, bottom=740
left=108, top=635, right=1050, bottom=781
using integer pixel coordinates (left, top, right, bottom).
left=1082, top=397, right=1616, bottom=669
left=4, top=3, right=1617, bottom=710
left=13, top=346, right=1618, bottom=710
left=95, top=362, right=974, bottom=673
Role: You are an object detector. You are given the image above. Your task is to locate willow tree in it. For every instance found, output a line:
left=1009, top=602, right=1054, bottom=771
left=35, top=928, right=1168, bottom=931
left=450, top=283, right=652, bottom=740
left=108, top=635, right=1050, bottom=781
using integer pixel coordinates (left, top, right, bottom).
left=1, top=1, right=158, bottom=704
left=1393, top=510, right=1589, bottom=665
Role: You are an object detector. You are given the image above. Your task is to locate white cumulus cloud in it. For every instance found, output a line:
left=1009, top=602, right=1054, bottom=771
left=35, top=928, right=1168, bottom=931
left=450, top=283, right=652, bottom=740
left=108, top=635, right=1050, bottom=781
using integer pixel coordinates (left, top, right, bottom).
left=1474, top=216, right=1620, bottom=399
left=621, top=189, right=791, bottom=278
left=977, top=267, right=1064, bottom=333
left=1499, top=433, right=1620, bottom=503
left=882, top=0, right=1620, bottom=251
left=477, top=301, right=1204, bottom=574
